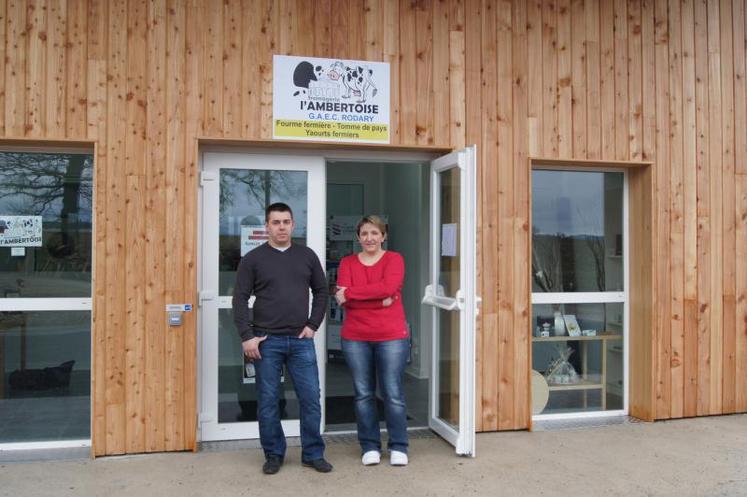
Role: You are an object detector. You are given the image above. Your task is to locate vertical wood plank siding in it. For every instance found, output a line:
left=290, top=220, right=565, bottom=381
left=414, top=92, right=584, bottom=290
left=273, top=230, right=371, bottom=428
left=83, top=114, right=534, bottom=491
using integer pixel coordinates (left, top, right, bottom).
left=0, top=0, right=745, bottom=455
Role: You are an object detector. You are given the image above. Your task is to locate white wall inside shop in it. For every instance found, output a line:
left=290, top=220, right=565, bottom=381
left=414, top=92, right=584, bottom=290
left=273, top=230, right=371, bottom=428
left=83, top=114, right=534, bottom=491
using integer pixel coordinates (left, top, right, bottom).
left=327, top=162, right=431, bottom=379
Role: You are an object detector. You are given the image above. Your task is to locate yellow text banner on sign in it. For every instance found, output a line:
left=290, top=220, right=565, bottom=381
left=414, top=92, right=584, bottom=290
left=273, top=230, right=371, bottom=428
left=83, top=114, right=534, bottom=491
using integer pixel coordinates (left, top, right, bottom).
left=274, top=119, right=389, bottom=142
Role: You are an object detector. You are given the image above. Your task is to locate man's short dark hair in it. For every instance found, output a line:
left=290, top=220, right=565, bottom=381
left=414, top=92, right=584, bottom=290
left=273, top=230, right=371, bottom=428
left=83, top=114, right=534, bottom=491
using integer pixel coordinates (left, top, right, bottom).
left=265, top=202, right=294, bottom=222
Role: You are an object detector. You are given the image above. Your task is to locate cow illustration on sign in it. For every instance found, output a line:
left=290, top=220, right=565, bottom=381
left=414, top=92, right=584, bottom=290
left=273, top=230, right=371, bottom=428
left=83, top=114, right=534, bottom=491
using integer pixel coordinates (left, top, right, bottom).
left=291, top=60, right=378, bottom=104
left=327, top=61, right=378, bottom=103
left=291, top=61, right=326, bottom=97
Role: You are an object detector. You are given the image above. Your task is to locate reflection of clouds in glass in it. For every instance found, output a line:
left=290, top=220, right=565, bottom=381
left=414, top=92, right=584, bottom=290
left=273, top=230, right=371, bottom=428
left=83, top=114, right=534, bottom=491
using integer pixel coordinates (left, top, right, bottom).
left=219, top=169, right=308, bottom=237
left=532, top=170, right=606, bottom=236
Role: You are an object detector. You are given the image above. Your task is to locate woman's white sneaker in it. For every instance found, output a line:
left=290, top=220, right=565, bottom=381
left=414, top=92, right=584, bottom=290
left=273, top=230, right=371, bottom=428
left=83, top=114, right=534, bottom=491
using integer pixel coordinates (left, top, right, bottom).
left=361, top=450, right=381, bottom=466
left=389, top=450, right=408, bottom=466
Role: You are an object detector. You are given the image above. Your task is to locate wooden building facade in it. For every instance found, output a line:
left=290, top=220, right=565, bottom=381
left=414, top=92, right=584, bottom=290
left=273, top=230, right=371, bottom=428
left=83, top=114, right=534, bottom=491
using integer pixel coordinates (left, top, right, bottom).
left=0, top=0, right=745, bottom=456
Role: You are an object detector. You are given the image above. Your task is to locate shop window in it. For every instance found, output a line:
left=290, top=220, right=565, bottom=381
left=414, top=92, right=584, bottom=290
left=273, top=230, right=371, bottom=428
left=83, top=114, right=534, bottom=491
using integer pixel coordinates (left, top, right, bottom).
left=0, top=151, right=93, bottom=444
left=531, top=169, right=626, bottom=417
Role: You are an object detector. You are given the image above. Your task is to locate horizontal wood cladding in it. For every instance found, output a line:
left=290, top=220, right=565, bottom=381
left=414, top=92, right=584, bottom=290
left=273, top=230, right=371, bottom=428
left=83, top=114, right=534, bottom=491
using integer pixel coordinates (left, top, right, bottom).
left=0, top=0, right=745, bottom=454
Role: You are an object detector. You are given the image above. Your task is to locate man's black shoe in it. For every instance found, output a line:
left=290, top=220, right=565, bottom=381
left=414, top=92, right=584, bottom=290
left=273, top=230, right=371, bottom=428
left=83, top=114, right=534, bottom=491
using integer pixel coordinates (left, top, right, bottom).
left=302, top=457, right=333, bottom=473
left=262, top=455, right=283, bottom=475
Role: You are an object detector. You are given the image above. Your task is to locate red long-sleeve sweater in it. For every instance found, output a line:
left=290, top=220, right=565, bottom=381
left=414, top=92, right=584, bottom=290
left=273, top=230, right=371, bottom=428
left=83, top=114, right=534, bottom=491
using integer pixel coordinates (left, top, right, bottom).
left=337, top=251, right=409, bottom=342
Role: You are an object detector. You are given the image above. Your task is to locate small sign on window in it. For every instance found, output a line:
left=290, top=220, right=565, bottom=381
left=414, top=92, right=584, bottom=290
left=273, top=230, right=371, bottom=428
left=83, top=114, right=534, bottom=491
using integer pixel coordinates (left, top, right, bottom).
left=0, top=216, right=43, bottom=247
left=241, top=225, right=269, bottom=256
left=441, top=223, right=458, bottom=257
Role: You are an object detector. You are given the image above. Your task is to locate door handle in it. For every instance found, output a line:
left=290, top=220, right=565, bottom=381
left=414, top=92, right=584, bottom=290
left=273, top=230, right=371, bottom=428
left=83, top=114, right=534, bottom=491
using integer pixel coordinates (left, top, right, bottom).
left=422, top=285, right=459, bottom=311
left=199, top=291, right=216, bottom=306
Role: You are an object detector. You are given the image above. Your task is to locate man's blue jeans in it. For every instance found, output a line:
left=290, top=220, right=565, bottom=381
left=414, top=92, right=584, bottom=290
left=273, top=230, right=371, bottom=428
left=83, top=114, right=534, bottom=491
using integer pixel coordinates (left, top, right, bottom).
left=341, top=338, right=409, bottom=454
left=253, top=334, right=325, bottom=461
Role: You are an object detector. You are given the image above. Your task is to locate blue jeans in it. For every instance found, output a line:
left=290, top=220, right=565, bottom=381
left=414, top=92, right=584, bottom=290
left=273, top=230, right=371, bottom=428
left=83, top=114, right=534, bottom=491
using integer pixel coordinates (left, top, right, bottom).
left=342, top=338, right=409, bottom=454
left=253, top=334, right=325, bottom=461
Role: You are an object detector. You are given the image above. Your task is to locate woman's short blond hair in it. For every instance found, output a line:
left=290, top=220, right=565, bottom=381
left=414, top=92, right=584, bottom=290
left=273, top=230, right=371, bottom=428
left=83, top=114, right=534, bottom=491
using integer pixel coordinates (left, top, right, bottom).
left=356, top=215, right=388, bottom=236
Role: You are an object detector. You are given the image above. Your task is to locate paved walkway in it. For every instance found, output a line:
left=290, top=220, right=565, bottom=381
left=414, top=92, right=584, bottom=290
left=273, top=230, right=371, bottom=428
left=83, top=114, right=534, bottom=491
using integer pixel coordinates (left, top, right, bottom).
left=1, top=414, right=745, bottom=497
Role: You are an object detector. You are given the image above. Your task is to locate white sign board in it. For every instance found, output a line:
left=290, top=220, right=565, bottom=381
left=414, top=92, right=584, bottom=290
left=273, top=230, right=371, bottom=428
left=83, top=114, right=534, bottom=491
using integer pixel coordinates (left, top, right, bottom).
left=273, top=55, right=390, bottom=143
left=441, top=223, right=458, bottom=257
left=165, top=304, right=193, bottom=312
left=0, top=216, right=43, bottom=247
left=241, top=225, right=269, bottom=256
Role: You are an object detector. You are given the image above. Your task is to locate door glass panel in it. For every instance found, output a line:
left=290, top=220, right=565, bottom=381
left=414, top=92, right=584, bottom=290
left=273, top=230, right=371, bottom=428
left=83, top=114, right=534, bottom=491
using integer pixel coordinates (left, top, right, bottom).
left=438, top=168, right=460, bottom=297
left=0, top=310, right=90, bottom=442
left=218, top=169, right=308, bottom=295
left=532, top=171, right=624, bottom=292
left=217, top=309, right=300, bottom=423
left=437, top=308, right=460, bottom=429
left=531, top=303, right=624, bottom=414
left=0, top=152, right=93, bottom=298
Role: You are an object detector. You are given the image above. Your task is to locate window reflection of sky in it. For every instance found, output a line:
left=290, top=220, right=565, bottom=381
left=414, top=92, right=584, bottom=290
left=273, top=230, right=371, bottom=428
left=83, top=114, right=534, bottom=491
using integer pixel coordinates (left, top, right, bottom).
left=219, top=169, right=308, bottom=237
left=532, top=170, right=611, bottom=237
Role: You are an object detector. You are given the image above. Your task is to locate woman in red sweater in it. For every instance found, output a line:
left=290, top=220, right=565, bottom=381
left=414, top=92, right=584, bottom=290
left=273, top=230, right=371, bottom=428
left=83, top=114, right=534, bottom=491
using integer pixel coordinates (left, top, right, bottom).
left=335, top=215, right=409, bottom=467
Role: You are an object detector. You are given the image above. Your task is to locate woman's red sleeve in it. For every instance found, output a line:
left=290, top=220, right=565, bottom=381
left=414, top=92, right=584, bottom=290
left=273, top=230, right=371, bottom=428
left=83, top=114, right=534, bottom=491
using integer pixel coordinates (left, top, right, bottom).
left=345, top=299, right=384, bottom=309
left=345, top=253, right=404, bottom=301
left=336, top=257, right=382, bottom=308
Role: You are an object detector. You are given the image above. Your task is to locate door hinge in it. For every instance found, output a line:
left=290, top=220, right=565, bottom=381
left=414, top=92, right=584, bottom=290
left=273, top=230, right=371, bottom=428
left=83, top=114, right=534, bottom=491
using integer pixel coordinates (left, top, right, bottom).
left=200, top=171, right=217, bottom=187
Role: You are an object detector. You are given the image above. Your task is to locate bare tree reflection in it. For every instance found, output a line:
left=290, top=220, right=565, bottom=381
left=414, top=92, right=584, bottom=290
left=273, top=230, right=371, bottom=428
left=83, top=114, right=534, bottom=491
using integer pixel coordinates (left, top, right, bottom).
left=576, top=208, right=606, bottom=292
left=532, top=227, right=563, bottom=292
left=0, top=152, right=93, bottom=277
left=0, top=153, right=92, bottom=218
left=219, top=170, right=304, bottom=215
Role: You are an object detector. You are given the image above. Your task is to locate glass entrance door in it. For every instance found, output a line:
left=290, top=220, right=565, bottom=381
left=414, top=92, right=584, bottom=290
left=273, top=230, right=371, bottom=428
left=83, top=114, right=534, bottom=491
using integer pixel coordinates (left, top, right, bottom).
left=0, top=150, right=93, bottom=447
left=199, top=152, right=326, bottom=441
left=422, top=146, right=478, bottom=456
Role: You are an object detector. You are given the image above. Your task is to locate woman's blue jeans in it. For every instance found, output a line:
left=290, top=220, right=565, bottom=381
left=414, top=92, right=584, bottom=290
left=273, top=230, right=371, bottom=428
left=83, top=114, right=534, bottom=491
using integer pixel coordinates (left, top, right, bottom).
left=342, top=338, right=409, bottom=454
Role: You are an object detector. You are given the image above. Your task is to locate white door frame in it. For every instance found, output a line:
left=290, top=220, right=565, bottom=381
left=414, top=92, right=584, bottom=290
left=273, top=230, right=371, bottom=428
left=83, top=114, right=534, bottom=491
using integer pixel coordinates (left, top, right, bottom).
left=0, top=146, right=94, bottom=451
left=530, top=166, right=630, bottom=421
left=197, top=146, right=446, bottom=443
left=198, top=152, right=325, bottom=441
left=422, top=146, right=478, bottom=457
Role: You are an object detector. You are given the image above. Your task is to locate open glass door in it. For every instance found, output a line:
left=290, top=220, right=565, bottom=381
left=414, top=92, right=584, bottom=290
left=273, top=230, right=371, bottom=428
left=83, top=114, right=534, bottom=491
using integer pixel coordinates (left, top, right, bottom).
left=422, top=146, right=478, bottom=456
left=199, top=152, right=326, bottom=441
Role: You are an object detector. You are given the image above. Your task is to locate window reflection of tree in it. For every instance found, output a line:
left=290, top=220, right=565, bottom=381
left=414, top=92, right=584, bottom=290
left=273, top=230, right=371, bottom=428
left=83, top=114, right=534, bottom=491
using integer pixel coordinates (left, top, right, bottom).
left=219, top=169, right=304, bottom=216
left=531, top=210, right=606, bottom=293
left=0, top=153, right=92, bottom=276
left=218, top=170, right=306, bottom=276
left=532, top=227, right=563, bottom=292
left=0, top=153, right=92, bottom=216
left=576, top=208, right=606, bottom=292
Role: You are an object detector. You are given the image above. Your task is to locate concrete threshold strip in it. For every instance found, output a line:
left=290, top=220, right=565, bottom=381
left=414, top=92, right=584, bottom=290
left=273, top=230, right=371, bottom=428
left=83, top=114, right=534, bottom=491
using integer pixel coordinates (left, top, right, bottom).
left=199, top=426, right=437, bottom=453
left=0, top=427, right=437, bottom=463
left=532, top=415, right=641, bottom=432
left=1, top=418, right=644, bottom=463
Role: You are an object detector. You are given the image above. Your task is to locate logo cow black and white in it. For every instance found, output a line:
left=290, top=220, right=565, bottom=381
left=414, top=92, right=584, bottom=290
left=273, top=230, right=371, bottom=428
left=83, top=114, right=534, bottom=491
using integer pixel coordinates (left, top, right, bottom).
left=328, top=62, right=377, bottom=103
left=291, top=60, right=378, bottom=103
left=292, top=61, right=325, bottom=97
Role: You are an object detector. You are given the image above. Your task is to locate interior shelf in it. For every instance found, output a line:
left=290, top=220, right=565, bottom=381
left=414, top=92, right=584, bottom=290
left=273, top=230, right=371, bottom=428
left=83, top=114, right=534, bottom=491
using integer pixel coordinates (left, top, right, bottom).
left=532, top=333, right=622, bottom=342
left=547, top=379, right=604, bottom=391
